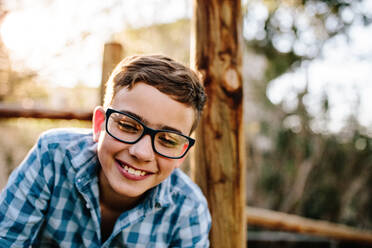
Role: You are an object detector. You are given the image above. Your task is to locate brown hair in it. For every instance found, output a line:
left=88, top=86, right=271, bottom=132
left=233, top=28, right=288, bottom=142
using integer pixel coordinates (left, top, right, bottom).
left=103, top=54, right=206, bottom=133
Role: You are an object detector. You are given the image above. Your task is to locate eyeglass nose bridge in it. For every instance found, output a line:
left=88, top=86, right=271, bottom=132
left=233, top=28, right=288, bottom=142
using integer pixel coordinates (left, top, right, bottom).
left=134, top=123, right=158, bottom=149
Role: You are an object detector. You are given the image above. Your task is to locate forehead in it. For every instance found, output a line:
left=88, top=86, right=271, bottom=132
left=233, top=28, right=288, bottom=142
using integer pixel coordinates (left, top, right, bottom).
left=110, top=83, right=195, bottom=135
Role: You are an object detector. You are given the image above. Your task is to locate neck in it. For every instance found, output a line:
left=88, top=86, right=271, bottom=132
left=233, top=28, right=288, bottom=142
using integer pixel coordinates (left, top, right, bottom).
left=98, top=169, right=142, bottom=212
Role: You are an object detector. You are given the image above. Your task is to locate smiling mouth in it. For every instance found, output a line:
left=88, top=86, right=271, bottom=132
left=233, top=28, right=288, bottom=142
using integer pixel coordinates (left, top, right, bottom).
left=117, top=160, right=151, bottom=177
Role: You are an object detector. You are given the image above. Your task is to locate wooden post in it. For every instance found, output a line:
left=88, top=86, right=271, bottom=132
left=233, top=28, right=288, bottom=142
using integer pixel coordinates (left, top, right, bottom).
left=100, top=42, right=123, bottom=105
left=190, top=0, right=246, bottom=247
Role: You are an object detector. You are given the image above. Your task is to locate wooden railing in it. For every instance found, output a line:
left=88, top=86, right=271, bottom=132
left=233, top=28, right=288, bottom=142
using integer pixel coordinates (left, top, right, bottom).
left=247, top=207, right=372, bottom=245
left=0, top=105, right=93, bottom=121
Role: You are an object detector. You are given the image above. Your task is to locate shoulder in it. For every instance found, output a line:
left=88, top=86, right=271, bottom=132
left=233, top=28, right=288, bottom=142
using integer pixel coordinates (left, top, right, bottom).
left=36, top=128, right=93, bottom=153
left=35, top=128, right=96, bottom=169
left=163, top=169, right=211, bottom=246
left=23, top=128, right=97, bottom=188
left=168, top=169, right=209, bottom=212
left=39, top=128, right=93, bottom=144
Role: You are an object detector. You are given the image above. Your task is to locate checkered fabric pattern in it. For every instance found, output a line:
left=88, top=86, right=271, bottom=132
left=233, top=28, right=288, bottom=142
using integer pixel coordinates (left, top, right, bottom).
left=0, top=128, right=211, bottom=247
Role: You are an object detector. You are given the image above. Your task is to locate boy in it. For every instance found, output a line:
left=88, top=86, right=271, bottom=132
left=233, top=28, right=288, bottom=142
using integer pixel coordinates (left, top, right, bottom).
left=0, top=55, right=211, bottom=247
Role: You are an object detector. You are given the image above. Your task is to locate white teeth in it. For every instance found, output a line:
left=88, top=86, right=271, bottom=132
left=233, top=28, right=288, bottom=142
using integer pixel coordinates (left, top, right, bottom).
left=123, top=165, right=147, bottom=176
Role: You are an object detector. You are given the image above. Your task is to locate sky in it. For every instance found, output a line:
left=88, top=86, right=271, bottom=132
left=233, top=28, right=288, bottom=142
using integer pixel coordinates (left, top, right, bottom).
left=1, top=0, right=371, bottom=133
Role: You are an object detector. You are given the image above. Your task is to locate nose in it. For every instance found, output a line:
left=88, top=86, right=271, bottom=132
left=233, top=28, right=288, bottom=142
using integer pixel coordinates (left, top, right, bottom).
left=128, top=134, right=155, bottom=162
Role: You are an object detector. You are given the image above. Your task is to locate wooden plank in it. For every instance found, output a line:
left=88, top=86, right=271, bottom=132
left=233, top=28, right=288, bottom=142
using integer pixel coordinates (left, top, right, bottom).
left=246, top=206, right=372, bottom=244
left=190, top=0, right=246, bottom=247
left=100, top=42, right=123, bottom=105
left=0, top=105, right=92, bottom=120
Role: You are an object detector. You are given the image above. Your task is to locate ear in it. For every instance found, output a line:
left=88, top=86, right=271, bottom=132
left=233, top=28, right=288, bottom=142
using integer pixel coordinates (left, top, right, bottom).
left=92, top=106, right=105, bottom=142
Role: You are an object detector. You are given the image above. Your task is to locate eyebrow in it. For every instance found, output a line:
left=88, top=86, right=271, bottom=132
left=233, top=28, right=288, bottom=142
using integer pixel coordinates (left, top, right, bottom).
left=119, top=109, right=184, bottom=134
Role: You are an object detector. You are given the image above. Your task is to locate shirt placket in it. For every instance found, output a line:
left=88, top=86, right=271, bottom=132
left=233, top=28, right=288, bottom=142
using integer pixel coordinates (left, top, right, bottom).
left=75, top=175, right=102, bottom=247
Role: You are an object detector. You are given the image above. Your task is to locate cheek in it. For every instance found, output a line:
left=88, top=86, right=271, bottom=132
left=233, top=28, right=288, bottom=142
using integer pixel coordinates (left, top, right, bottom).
left=97, top=134, right=122, bottom=159
left=157, top=157, right=182, bottom=173
left=96, top=138, right=109, bottom=165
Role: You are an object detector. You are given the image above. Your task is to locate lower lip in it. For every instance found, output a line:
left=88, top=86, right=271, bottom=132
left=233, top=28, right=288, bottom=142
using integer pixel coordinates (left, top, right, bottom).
left=115, top=162, right=151, bottom=181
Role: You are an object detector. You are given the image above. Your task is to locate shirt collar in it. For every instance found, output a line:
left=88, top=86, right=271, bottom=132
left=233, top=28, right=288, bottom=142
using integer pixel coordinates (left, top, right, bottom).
left=145, top=173, right=173, bottom=210
left=65, top=131, right=98, bottom=188
left=67, top=132, right=97, bottom=170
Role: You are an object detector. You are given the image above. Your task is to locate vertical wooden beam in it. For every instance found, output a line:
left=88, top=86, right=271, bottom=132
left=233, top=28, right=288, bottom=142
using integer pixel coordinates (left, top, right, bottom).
left=190, top=0, right=246, bottom=247
left=100, top=42, right=123, bottom=105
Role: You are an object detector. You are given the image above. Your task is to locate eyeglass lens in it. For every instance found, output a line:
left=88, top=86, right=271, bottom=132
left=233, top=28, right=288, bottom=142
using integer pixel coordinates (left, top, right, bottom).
left=107, top=112, right=190, bottom=158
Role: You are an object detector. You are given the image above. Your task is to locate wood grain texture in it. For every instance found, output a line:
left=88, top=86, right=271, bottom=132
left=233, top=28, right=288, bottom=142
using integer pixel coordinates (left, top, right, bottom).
left=190, top=1, right=246, bottom=247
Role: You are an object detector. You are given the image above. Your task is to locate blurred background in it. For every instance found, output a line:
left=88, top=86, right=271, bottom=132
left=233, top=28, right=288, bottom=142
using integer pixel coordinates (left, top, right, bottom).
left=0, top=0, right=371, bottom=239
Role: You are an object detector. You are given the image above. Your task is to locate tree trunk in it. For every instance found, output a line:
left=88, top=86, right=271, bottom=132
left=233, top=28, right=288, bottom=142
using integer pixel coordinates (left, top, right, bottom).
left=190, top=1, right=246, bottom=247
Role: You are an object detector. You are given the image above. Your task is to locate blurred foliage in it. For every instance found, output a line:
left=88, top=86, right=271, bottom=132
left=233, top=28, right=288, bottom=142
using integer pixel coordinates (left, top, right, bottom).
left=0, top=5, right=98, bottom=108
left=244, top=0, right=372, bottom=230
left=0, top=4, right=44, bottom=104
left=0, top=70, right=47, bottom=103
left=113, top=19, right=191, bottom=65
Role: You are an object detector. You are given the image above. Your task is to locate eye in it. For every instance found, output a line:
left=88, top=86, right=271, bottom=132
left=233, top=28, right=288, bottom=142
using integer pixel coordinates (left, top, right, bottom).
left=118, top=120, right=140, bottom=133
left=157, top=133, right=182, bottom=148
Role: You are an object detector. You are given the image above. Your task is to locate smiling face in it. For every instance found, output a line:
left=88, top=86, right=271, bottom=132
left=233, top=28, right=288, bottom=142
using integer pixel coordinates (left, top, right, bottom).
left=93, top=82, right=195, bottom=207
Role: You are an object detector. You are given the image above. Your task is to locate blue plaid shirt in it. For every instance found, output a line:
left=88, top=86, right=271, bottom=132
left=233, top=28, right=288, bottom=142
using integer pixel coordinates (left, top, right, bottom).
left=0, top=128, right=211, bottom=247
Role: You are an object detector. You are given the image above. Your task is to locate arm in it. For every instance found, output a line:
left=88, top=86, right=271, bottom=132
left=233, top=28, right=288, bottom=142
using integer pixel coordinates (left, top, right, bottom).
left=0, top=136, right=53, bottom=246
left=170, top=201, right=212, bottom=248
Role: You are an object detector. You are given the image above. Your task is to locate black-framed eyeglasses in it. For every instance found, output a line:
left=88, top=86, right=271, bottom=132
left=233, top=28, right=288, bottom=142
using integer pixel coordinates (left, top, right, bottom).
left=105, top=108, right=195, bottom=159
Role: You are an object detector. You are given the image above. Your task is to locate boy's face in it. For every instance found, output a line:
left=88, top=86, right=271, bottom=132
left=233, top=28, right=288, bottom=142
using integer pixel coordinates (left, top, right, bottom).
left=93, top=82, right=195, bottom=202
